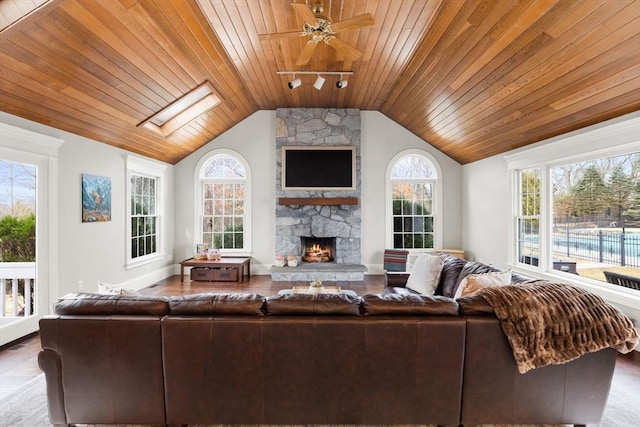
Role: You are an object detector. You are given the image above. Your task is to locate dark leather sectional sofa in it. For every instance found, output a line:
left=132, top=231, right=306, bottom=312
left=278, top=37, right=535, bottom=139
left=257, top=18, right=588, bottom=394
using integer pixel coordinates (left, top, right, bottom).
left=38, top=254, right=619, bottom=427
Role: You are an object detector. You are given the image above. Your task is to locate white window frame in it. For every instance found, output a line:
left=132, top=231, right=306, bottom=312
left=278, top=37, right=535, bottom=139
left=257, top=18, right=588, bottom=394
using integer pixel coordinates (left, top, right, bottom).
left=385, top=149, right=443, bottom=256
left=0, top=122, right=62, bottom=345
left=505, top=112, right=640, bottom=309
left=126, top=155, right=167, bottom=268
left=194, top=149, right=252, bottom=255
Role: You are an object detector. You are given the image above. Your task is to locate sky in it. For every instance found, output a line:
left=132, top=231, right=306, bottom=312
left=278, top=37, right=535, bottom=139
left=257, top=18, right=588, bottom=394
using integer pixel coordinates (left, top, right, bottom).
left=0, top=160, right=36, bottom=208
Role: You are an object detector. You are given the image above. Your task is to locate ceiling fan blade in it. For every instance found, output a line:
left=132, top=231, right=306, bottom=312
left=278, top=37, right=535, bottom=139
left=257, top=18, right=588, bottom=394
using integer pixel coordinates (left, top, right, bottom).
left=329, top=14, right=374, bottom=33
left=296, top=40, right=318, bottom=66
left=258, top=31, right=302, bottom=41
left=291, top=2, right=318, bottom=26
left=326, top=37, right=363, bottom=60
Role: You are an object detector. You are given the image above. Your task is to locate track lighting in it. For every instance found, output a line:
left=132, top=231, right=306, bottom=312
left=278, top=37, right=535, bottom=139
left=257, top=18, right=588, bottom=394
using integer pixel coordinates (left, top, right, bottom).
left=314, top=75, right=325, bottom=90
left=288, top=77, right=302, bottom=89
left=336, top=73, right=348, bottom=89
left=277, top=71, right=353, bottom=90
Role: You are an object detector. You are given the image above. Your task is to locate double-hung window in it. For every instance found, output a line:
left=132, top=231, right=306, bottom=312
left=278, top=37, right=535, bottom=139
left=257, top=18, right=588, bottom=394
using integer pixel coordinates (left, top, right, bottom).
left=126, top=156, right=166, bottom=267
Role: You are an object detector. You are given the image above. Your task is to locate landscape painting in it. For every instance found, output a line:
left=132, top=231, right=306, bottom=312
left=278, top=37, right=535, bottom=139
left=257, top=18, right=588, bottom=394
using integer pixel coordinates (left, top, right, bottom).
left=82, top=174, right=111, bottom=222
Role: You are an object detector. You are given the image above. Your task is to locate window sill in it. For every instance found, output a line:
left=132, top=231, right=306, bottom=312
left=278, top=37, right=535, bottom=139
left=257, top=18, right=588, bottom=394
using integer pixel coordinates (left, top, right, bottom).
left=508, top=263, right=640, bottom=313
left=126, top=253, right=166, bottom=270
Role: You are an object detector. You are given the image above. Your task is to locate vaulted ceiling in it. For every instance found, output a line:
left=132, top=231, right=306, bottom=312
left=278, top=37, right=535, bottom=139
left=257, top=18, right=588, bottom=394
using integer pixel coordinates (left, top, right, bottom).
left=1, top=0, right=639, bottom=165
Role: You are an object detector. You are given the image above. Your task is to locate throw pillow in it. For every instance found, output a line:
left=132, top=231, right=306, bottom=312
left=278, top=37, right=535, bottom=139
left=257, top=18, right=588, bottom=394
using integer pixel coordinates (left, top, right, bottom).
left=97, top=280, right=140, bottom=296
left=405, top=254, right=445, bottom=296
left=454, top=270, right=511, bottom=299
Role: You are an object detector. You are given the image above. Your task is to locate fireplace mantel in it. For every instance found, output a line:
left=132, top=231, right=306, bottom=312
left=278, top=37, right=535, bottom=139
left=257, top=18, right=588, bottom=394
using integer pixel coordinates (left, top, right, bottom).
left=278, top=197, right=359, bottom=206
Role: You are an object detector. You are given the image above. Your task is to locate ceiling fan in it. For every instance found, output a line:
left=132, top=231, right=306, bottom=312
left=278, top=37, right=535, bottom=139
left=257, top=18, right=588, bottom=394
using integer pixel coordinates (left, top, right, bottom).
left=259, top=1, right=374, bottom=66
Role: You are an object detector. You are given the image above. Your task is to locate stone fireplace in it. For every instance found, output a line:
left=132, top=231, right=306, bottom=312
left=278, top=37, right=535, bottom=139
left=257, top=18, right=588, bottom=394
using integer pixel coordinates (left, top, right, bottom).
left=272, top=108, right=366, bottom=281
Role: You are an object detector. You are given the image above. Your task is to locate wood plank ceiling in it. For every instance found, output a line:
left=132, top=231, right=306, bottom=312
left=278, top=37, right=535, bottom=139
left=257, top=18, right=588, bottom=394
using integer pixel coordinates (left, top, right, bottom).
left=1, top=0, right=639, bottom=165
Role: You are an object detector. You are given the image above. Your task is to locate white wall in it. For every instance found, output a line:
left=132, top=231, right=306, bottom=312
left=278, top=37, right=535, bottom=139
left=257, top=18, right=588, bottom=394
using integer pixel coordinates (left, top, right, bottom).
left=0, top=112, right=175, bottom=298
left=173, top=110, right=463, bottom=275
left=461, top=155, right=511, bottom=266
left=361, top=111, right=463, bottom=271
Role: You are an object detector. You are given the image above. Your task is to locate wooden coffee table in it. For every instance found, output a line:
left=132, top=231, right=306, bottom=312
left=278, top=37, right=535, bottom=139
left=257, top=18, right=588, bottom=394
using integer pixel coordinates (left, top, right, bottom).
left=179, top=257, right=250, bottom=282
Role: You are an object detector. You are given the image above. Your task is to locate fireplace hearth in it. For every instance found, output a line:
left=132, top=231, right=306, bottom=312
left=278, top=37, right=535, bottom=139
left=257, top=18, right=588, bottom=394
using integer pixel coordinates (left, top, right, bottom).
left=301, top=237, right=335, bottom=263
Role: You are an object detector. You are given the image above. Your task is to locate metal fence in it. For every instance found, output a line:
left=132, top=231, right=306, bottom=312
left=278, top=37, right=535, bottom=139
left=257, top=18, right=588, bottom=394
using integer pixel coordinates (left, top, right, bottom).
left=552, top=229, right=640, bottom=269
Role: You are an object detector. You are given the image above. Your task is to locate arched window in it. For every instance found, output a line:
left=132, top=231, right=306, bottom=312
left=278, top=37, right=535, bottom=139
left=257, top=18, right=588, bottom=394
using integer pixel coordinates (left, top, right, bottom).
left=387, top=151, right=442, bottom=251
left=197, top=151, right=250, bottom=253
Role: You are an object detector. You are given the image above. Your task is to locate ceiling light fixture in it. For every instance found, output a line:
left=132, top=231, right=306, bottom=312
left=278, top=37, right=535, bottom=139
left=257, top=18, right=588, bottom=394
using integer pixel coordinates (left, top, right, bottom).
left=314, top=75, right=325, bottom=90
left=139, top=81, right=222, bottom=137
left=288, top=76, right=302, bottom=89
left=277, top=71, right=353, bottom=90
left=336, top=77, right=348, bottom=89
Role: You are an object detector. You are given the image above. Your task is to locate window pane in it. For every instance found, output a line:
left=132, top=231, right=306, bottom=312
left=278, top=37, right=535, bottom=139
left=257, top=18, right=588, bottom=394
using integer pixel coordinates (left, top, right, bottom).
left=550, top=153, right=639, bottom=282
left=235, top=199, right=244, bottom=215
left=204, top=200, right=213, bottom=215
left=204, top=183, right=214, bottom=199
left=214, top=200, right=224, bottom=215
left=390, top=155, right=435, bottom=179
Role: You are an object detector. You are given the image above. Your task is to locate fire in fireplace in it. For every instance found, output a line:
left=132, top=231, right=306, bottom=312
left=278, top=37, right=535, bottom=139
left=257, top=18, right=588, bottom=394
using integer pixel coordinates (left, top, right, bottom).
left=301, top=237, right=335, bottom=263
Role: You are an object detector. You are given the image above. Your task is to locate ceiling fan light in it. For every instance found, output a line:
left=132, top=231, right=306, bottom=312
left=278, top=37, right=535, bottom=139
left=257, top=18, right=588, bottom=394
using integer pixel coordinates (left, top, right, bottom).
left=336, top=79, right=348, bottom=89
left=314, top=75, right=325, bottom=90
left=288, top=78, right=302, bottom=89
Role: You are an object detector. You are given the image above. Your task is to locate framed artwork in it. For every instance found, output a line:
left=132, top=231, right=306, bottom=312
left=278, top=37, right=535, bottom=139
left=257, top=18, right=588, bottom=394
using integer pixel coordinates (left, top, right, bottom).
left=82, top=174, right=112, bottom=222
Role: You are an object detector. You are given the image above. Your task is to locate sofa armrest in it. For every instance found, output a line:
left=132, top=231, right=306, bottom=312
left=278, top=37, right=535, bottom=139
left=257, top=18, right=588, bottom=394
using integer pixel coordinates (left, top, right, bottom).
left=38, top=348, right=67, bottom=425
left=384, top=271, right=410, bottom=287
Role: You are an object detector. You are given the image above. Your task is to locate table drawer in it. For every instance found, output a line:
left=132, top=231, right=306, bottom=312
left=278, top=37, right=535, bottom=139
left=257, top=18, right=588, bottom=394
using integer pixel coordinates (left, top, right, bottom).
left=190, top=268, right=215, bottom=281
left=213, top=268, right=238, bottom=281
left=190, top=267, right=239, bottom=281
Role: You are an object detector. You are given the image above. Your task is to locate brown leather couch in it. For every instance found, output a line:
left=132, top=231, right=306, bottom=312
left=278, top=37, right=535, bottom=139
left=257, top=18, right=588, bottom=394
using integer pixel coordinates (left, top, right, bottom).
left=39, top=292, right=465, bottom=426
left=39, top=282, right=617, bottom=427
left=386, top=253, right=618, bottom=427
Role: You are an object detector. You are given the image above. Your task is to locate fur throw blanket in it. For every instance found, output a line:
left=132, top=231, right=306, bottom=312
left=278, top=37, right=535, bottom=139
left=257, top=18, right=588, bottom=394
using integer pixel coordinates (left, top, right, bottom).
left=478, top=280, right=638, bottom=374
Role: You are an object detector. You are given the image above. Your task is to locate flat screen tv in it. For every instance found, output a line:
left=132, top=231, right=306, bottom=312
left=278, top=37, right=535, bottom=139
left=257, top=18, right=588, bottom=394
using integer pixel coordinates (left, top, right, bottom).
left=282, top=146, right=356, bottom=190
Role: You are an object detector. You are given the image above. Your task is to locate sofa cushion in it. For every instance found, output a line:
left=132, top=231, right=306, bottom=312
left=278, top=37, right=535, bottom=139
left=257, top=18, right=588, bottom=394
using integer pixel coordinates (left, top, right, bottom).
left=435, top=255, right=468, bottom=298
left=362, top=293, right=459, bottom=316
left=406, top=253, right=444, bottom=296
left=265, top=293, right=361, bottom=316
left=454, top=270, right=512, bottom=299
left=54, top=293, right=170, bottom=316
left=450, top=261, right=501, bottom=297
left=169, top=293, right=265, bottom=316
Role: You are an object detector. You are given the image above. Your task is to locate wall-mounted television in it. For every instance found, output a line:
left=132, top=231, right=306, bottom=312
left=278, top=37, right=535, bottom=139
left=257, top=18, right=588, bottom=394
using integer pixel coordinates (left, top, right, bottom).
left=282, top=146, right=356, bottom=190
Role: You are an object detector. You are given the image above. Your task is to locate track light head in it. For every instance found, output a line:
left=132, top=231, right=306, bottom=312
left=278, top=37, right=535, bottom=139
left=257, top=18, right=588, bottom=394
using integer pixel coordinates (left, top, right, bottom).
left=288, top=78, right=302, bottom=89
left=313, top=75, right=325, bottom=90
left=336, top=79, right=348, bottom=89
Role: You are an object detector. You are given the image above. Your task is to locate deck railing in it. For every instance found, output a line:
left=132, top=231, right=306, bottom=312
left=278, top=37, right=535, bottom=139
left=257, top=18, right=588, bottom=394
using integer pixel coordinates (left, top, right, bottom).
left=0, top=262, right=36, bottom=318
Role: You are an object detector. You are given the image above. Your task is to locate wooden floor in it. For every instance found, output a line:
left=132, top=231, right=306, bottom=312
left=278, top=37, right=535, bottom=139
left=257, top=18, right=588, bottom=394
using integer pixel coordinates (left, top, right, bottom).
left=1, top=273, right=639, bottom=417
left=138, top=273, right=386, bottom=297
